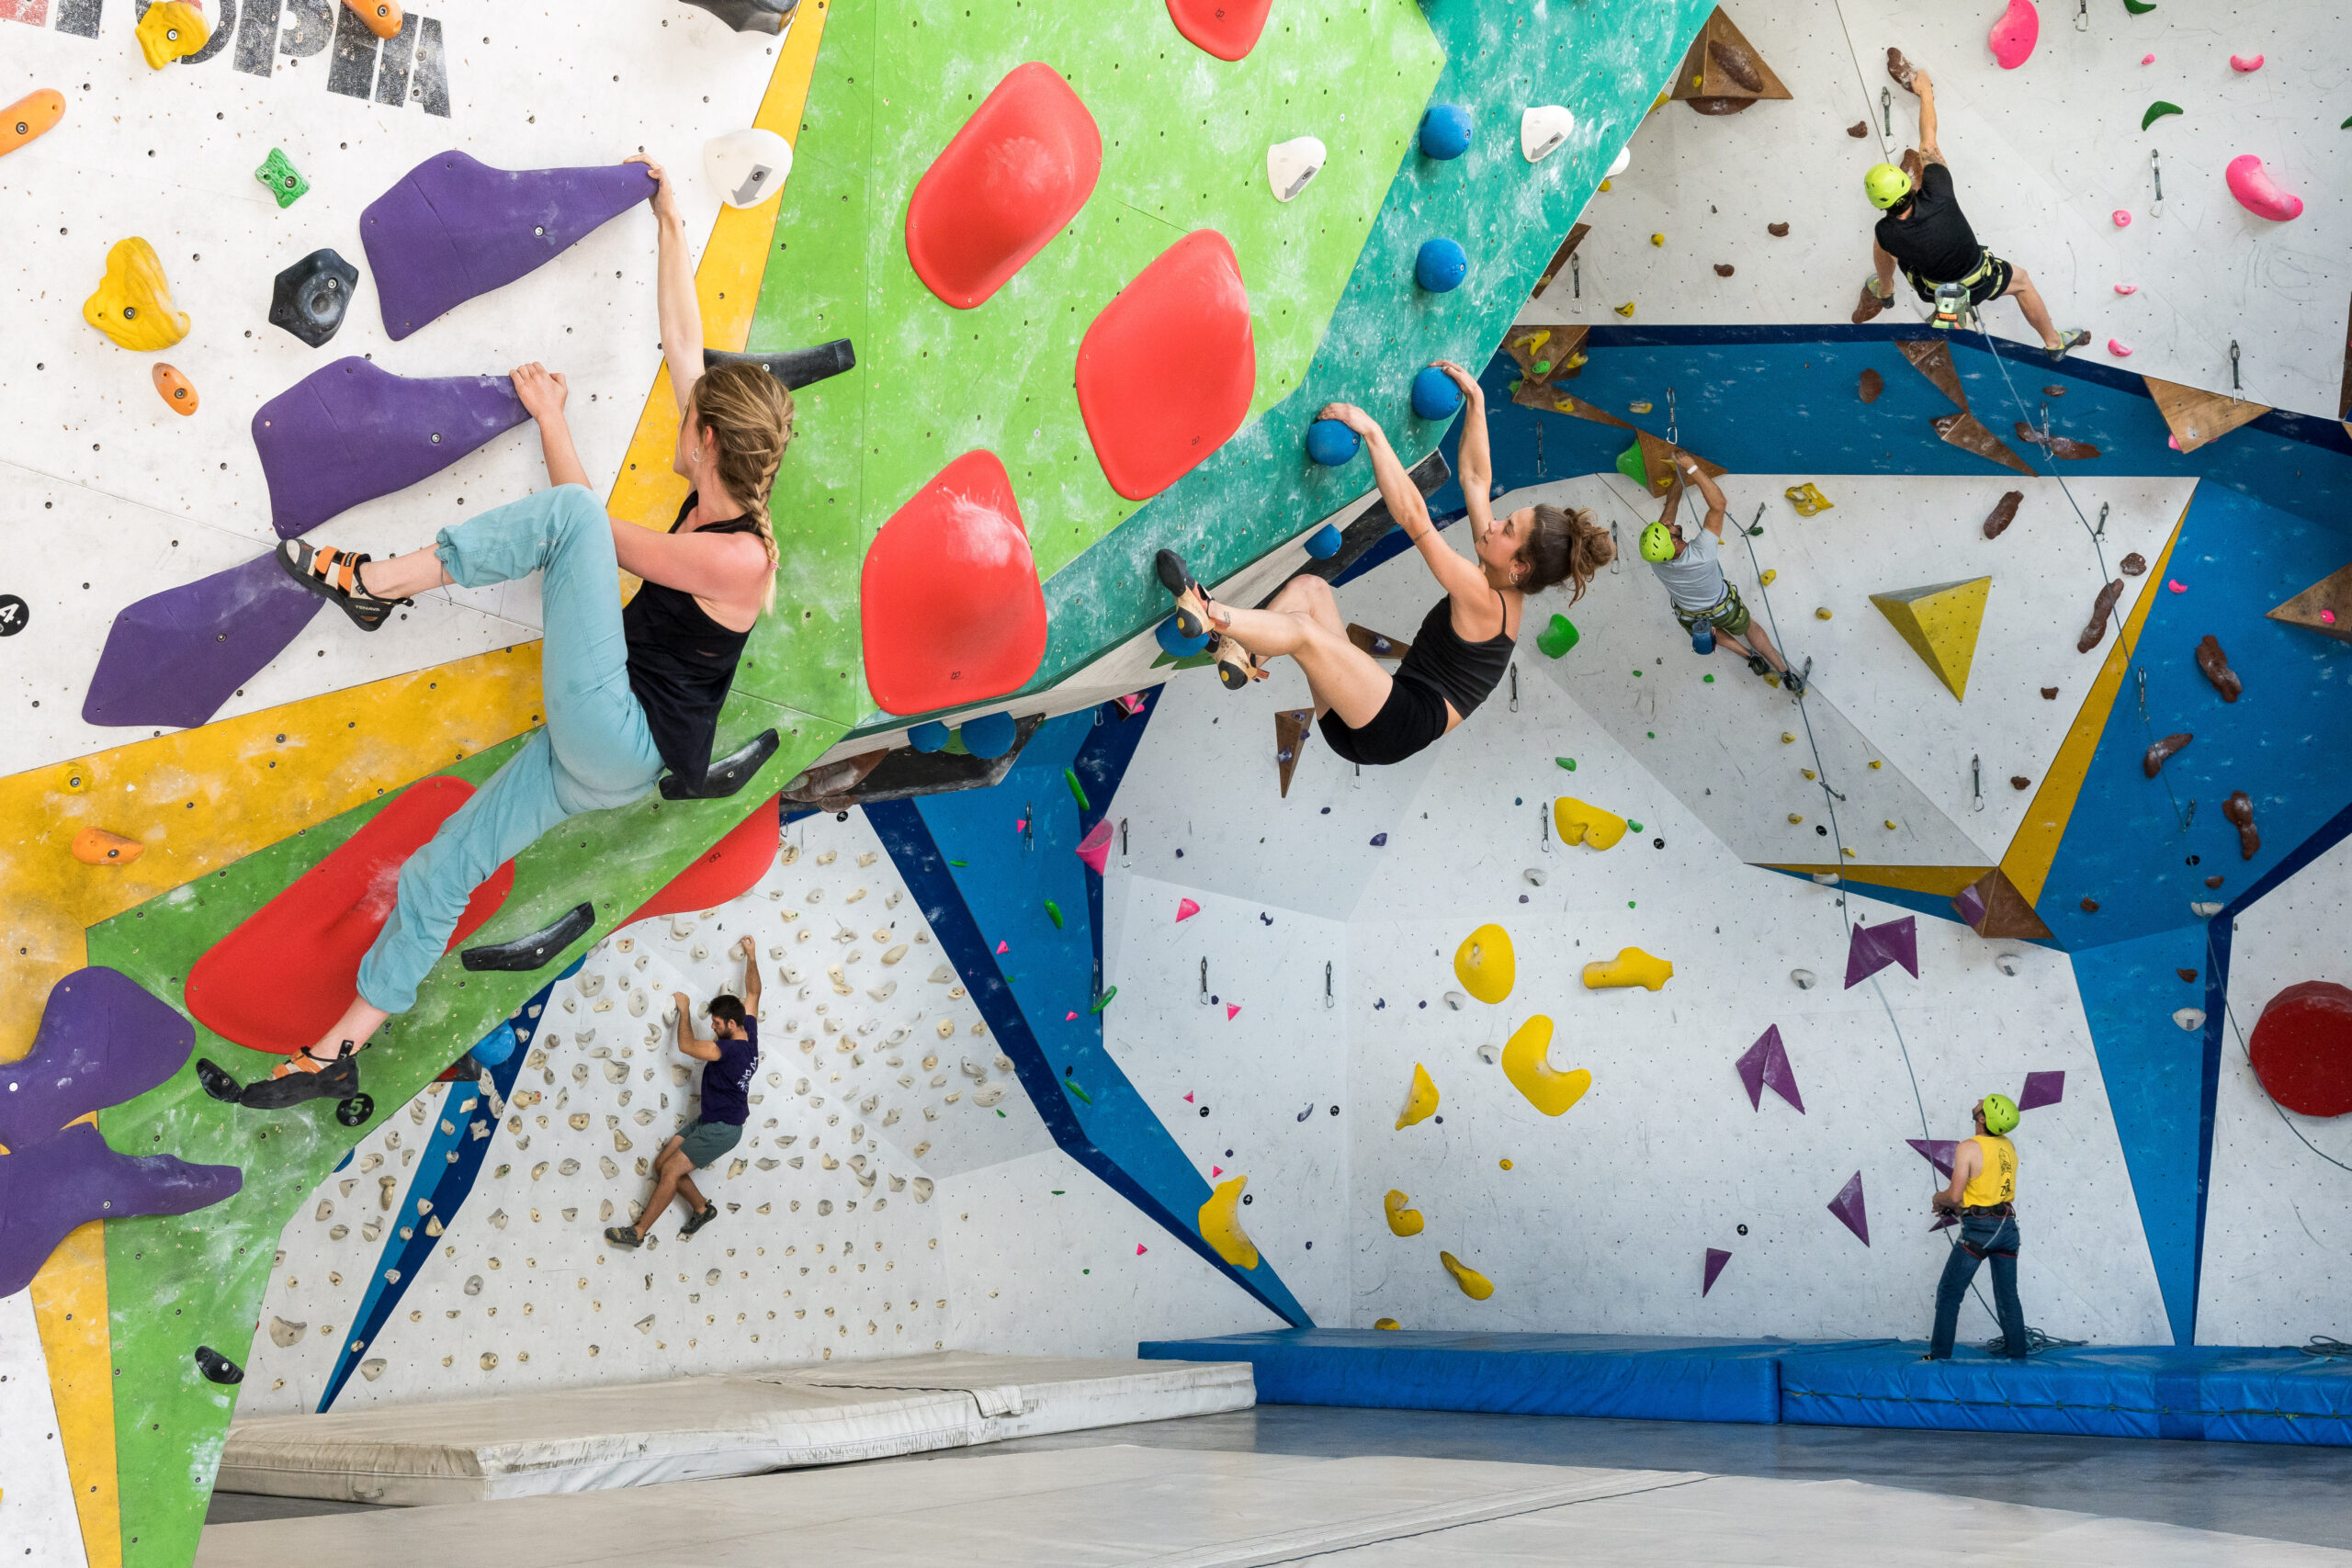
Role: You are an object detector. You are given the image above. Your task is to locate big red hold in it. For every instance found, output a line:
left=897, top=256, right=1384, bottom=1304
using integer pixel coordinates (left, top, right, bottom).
left=860, top=451, right=1048, bottom=716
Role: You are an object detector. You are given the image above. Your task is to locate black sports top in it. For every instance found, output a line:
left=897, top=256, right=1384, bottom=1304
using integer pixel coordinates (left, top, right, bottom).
left=1396, top=591, right=1515, bottom=719
left=1873, top=163, right=1984, bottom=285
left=623, top=492, right=762, bottom=790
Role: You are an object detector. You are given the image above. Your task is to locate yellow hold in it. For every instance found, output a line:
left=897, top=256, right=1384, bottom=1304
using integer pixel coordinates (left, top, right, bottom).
left=1453, top=923, right=1515, bottom=1004
left=83, top=238, right=189, bottom=351
left=1374, top=1316, right=1403, bottom=1330
left=1396, top=1062, right=1439, bottom=1128
left=1384, top=1189, right=1425, bottom=1236
left=1869, top=577, right=1992, bottom=702
left=1500, top=1015, right=1591, bottom=1116
left=1441, top=1250, right=1495, bottom=1300
left=1198, top=1176, right=1258, bottom=1269
left=136, top=0, right=209, bottom=66
left=1583, top=946, right=1674, bottom=991
left=1613, top=301, right=1636, bottom=317
left=1784, top=482, right=1833, bottom=515
left=1553, top=796, right=1626, bottom=850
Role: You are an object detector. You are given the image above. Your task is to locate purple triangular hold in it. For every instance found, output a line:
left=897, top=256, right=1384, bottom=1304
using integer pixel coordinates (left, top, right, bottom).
left=1735, top=1025, right=1804, bottom=1112
left=1702, top=1247, right=1732, bottom=1296
left=1905, top=1138, right=1960, bottom=1179
left=2018, top=1070, right=2065, bottom=1111
left=362, top=152, right=656, bottom=340
left=1827, top=1170, right=1870, bottom=1245
left=0, top=1122, right=243, bottom=1299
left=1952, top=882, right=1987, bottom=928
left=0, top=969, right=194, bottom=1148
left=253, top=357, right=530, bottom=538
left=1929, top=1211, right=1957, bottom=1232
left=1843, top=916, right=1920, bottom=988
left=83, top=553, right=322, bottom=729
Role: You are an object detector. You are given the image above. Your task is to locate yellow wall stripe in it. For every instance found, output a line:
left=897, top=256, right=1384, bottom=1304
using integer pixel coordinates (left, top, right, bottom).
left=30, top=1223, right=119, bottom=1568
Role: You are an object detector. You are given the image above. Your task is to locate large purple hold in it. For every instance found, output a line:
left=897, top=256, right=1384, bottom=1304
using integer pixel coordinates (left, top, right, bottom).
left=1905, top=1137, right=1960, bottom=1178
left=253, top=356, right=528, bottom=538
left=363, top=152, right=656, bottom=340
left=83, top=553, right=321, bottom=729
left=1735, top=1024, right=1804, bottom=1113
left=1843, top=916, right=1920, bottom=988
left=0, top=968, right=195, bottom=1148
left=1826, top=1170, right=1870, bottom=1246
left=1702, top=1247, right=1732, bottom=1296
left=2018, top=1070, right=2065, bottom=1111
left=0, top=1123, right=242, bottom=1298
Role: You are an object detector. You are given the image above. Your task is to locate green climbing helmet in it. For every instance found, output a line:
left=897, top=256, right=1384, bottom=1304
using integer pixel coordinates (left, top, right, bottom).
left=1638, top=521, right=1678, bottom=562
left=1865, top=162, right=1914, bottom=210
left=1981, top=1092, right=2020, bottom=1136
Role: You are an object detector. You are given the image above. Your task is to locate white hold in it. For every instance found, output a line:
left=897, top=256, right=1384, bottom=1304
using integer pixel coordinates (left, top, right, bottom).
left=974, top=1085, right=1005, bottom=1108
left=1995, top=953, right=2023, bottom=976
left=1812, top=873, right=1841, bottom=886
left=1607, top=144, right=1631, bottom=178
left=575, top=972, right=605, bottom=998
left=1521, top=105, right=1575, bottom=162
left=1791, top=969, right=1816, bottom=990
left=703, top=127, right=793, bottom=209
left=910, top=1176, right=935, bottom=1203
left=1523, top=867, right=1547, bottom=887
left=1266, top=135, right=1327, bottom=203
left=359, top=1358, right=388, bottom=1382
left=628, top=990, right=649, bottom=1018
left=2174, top=1008, right=2207, bottom=1032
left=268, top=1316, right=306, bottom=1348
left=1442, top=991, right=1467, bottom=1010
left=2190, top=901, right=2223, bottom=918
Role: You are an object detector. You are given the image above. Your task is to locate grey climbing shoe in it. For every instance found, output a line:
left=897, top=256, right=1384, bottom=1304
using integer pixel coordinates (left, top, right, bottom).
left=604, top=1224, right=645, bottom=1250
left=680, top=1202, right=720, bottom=1238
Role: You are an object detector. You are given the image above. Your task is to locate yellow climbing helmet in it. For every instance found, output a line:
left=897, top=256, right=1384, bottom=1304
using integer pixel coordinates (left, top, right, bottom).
left=1639, top=522, right=1677, bottom=562
left=1981, top=1092, right=2019, bottom=1136
left=1866, top=162, right=1914, bottom=210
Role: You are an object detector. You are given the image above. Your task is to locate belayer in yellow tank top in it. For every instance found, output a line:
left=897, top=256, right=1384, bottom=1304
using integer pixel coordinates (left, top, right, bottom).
left=1925, top=1094, right=2030, bottom=1360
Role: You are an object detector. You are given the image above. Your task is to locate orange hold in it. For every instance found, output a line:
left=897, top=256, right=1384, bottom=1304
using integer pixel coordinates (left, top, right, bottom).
left=3, top=89, right=65, bottom=157
left=71, top=827, right=145, bottom=866
left=342, top=0, right=401, bottom=39
left=153, top=363, right=198, bottom=415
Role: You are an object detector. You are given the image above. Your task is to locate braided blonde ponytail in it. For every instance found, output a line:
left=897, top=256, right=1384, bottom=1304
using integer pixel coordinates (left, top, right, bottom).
left=687, top=361, right=794, bottom=612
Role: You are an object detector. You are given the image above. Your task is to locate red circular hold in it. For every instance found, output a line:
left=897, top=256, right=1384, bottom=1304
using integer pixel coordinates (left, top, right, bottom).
left=1075, top=230, right=1255, bottom=502
left=2248, top=980, right=2352, bottom=1117
left=622, top=795, right=782, bottom=928
left=1165, top=0, right=1275, bottom=61
left=860, top=450, right=1048, bottom=716
left=904, top=62, right=1102, bottom=310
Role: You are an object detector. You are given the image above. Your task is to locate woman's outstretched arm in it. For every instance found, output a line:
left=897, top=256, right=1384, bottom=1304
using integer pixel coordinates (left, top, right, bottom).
left=1321, top=402, right=1487, bottom=604
left=1436, top=360, right=1493, bottom=532
left=628, top=154, right=704, bottom=412
left=514, top=362, right=591, bottom=491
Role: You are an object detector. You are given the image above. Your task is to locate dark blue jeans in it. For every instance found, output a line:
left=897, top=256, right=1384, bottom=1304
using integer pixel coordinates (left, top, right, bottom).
left=1928, top=1213, right=2029, bottom=1359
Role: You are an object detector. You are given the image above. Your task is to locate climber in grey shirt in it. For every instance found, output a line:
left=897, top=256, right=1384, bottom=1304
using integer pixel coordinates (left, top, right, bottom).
left=1636, top=457, right=1804, bottom=695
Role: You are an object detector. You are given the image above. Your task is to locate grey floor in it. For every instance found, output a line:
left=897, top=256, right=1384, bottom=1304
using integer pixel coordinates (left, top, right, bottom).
left=209, top=1404, right=2352, bottom=1551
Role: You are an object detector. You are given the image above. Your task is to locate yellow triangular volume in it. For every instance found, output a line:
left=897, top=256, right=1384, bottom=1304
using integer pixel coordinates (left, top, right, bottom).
left=1869, top=577, right=1991, bottom=701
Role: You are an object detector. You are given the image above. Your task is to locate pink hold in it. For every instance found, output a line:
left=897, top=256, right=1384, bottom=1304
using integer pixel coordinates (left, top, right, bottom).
left=1136, top=1244, right=1148, bottom=1255
left=2168, top=434, right=2182, bottom=450
left=2112, top=209, right=2132, bottom=227
left=2167, top=580, right=2188, bottom=593
left=1185, top=1091, right=1194, bottom=1102
left=1211, top=1164, right=1222, bottom=1177
left=1015, top=818, right=1027, bottom=833
left=1988, top=0, right=2039, bottom=69
left=1226, top=1004, right=1241, bottom=1021
left=2114, top=283, right=2138, bottom=295
left=2230, top=53, right=2263, bottom=73
left=995, top=939, right=1010, bottom=953
left=2323, top=610, right=2338, bottom=625
left=1175, top=897, right=1201, bottom=922
left=1074, top=818, right=1114, bottom=875
left=2108, top=338, right=2134, bottom=356
left=1114, top=693, right=1146, bottom=716
left=1064, top=1010, right=1078, bottom=1021
left=2226, top=153, right=2302, bottom=221
left=2141, top=52, right=2154, bottom=63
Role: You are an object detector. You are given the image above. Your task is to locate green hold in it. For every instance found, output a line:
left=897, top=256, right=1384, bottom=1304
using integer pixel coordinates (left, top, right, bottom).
left=1532, top=358, right=1552, bottom=376
left=2143, top=100, right=2183, bottom=130
left=943, top=731, right=970, bottom=755
left=254, top=147, right=309, bottom=209
left=1627, top=819, right=1645, bottom=832
left=1090, top=986, right=1118, bottom=1014
left=2122, top=0, right=2155, bottom=11
left=1063, top=766, right=1090, bottom=812
left=1508, top=378, right=1524, bottom=394
left=1065, top=1078, right=1094, bottom=1105
left=1747, top=524, right=1764, bottom=536
left=1632, top=669, right=1644, bottom=678
left=1702, top=674, right=1714, bottom=682
left=948, top=858, right=969, bottom=868
left=1536, top=613, right=1580, bottom=659
left=1044, top=898, right=1064, bottom=930
left=1555, top=757, right=1577, bottom=771
left=1614, top=439, right=1649, bottom=486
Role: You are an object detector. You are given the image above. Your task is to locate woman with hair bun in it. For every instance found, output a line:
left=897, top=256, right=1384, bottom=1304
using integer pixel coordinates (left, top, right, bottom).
left=201, top=154, right=790, bottom=1111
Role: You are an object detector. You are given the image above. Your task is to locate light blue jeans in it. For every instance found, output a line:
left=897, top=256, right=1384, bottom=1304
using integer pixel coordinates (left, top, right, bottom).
left=356, top=486, right=662, bottom=1014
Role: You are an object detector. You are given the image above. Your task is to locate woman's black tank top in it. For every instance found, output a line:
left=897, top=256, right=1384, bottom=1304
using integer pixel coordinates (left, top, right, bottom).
left=1396, top=591, right=1515, bottom=719
left=623, top=493, right=761, bottom=789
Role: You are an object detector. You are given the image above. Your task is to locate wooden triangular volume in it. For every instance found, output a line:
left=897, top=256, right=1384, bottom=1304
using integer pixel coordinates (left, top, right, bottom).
left=1274, top=708, right=1314, bottom=798
left=1531, top=226, right=1589, bottom=300
left=2267, top=561, right=2352, bottom=644
left=1671, top=7, right=1793, bottom=115
left=1951, top=867, right=2052, bottom=941
left=1346, top=624, right=1412, bottom=660
left=1896, top=338, right=1968, bottom=412
left=1502, top=323, right=1589, bottom=398
left=1633, top=430, right=1725, bottom=496
left=1930, top=412, right=2035, bottom=478
left=2143, top=375, right=2269, bottom=456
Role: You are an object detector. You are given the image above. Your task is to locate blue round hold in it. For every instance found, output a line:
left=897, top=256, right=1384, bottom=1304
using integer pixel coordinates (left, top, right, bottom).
left=1156, top=616, right=1212, bottom=658
left=1419, top=103, right=1473, bottom=160
left=1304, top=522, right=1344, bottom=558
left=1306, top=419, right=1361, bottom=467
left=1410, top=366, right=1463, bottom=420
left=907, top=719, right=951, bottom=753
left=469, top=1021, right=519, bottom=1068
left=1415, top=237, right=1467, bottom=293
left=959, top=710, right=1019, bottom=759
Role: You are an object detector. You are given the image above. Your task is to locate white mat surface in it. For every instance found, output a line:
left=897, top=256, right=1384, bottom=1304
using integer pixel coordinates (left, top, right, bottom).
left=216, top=1353, right=1251, bottom=1506
left=196, top=1445, right=2351, bottom=1568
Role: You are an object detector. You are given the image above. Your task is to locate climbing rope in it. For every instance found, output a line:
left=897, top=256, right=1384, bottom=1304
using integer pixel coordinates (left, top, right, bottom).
left=1984, top=1325, right=2086, bottom=1357
left=2300, top=1337, right=2352, bottom=1359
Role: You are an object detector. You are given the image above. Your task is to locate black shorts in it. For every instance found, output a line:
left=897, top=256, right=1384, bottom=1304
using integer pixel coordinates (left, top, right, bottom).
left=1318, top=677, right=1451, bottom=767
left=1906, top=253, right=2014, bottom=308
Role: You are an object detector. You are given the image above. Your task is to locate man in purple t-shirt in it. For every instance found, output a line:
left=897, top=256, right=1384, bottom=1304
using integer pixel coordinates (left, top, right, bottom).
left=604, top=937, right=761, bottom=1248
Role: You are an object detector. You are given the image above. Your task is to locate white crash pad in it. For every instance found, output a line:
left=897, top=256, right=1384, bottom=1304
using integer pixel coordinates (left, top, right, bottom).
left=216, top=1353, right=1251, bottom=1506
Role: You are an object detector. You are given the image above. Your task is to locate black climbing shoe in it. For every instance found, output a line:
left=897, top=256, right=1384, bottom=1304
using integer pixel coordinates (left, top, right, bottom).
left=604, top=1224, right=645, bottom=1250
left=1782, top=667, right=1808, bottom=698
left=1747, top=654, right=1772, bottom=679
left=1156, top=549, right=1214, bottom=642
left=661, top=728, right=780, bottom=800
left=277, top=539, right=412, bottom=632
left=195, top=1345, right=245, bottom=1384
left=195, top=1058, right=245, bottom=1105
left=680, top=1202, right=720, bottom=1238
left=2046, top=329, right=2090, bottom=359
left=236, top=1048, right=359, bottom=1111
